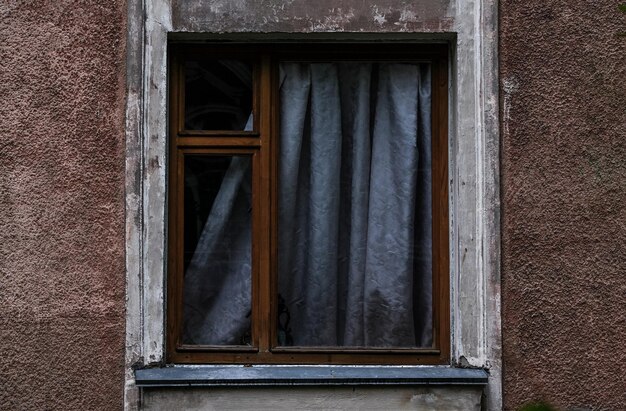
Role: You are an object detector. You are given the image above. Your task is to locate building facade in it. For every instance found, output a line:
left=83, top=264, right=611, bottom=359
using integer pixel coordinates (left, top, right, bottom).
left=1, top=1, right=624, bottom=410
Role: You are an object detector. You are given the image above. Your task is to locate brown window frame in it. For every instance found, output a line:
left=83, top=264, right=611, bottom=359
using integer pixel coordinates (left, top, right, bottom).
left=167, top=43, right=449, bottom=365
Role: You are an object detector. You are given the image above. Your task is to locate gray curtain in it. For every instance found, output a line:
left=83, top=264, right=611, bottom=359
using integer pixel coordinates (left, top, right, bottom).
left=278, top=62, right=432, bottom=347
left=183, top=62, right=432, bottom=348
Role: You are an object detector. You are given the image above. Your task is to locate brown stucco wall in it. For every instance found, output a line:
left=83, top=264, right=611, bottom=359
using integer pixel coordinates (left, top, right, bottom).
left=0, top=2, right=127, bottom=410
left=500, top=1, right=626, bottom=410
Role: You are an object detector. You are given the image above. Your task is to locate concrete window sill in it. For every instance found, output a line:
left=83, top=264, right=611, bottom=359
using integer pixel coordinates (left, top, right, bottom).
left=134, top=366, right=488, bottom=388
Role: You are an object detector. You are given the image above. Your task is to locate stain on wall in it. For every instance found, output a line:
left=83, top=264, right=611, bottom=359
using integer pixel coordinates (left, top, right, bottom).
left=0, top=1, right=127, bottom=409
left=172, top=0, right=452, bottom=33
left=500, top=1, right=626, bottom=409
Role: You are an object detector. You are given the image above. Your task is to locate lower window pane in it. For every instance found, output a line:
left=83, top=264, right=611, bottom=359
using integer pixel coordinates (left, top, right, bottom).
left=181, top=155, right=252, bottom=346
left=277, top=62, right=433, bottom=348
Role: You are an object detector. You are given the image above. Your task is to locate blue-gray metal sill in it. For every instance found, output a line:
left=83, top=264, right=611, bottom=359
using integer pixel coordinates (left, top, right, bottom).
left=135, top=366, right=488, bottom=388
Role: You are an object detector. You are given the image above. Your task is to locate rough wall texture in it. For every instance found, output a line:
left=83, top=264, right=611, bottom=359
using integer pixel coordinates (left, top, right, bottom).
left=0, top=2, right=127, bottom=410
left=500, top=1, right=626, bottom=410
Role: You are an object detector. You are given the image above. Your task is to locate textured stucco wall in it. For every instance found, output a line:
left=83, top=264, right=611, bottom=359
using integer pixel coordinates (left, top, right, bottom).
left=500, top=1, right=626, bottom=410
left=0, top=2, right=127, bottom=410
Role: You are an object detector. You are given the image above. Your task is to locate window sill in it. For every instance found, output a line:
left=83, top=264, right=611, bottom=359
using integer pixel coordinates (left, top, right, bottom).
left=135, top=365, right=488, bottom=388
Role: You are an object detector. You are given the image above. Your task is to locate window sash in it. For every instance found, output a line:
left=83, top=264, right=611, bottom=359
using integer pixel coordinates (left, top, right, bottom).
left=167, top=45, right=449, bottom=364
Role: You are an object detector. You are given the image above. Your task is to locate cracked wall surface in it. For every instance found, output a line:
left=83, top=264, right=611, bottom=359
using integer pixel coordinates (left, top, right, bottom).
left=500, top=1, right=626, bottom=409
left=0, top=1, right=127, bottom=410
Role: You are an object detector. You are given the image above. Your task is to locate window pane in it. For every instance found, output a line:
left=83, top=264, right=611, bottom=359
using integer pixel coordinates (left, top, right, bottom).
left=277, top=62, right=433, bottom=348
left=182, top=155, right=252, bottom=346
left=184, top=59, right=253, bottom=131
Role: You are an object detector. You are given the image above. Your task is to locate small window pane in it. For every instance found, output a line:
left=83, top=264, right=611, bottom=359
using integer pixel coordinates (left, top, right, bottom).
left=184, top=59, right=253, bottom=131
left=182, top=155, right=252, bottom=346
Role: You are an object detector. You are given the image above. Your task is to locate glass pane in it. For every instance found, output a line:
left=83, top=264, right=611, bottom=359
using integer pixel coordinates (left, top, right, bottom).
left=182, top=155, right=252, bottom=345
left=184, top=59, right=253, bottom=131
left=277, top=62, right=432, bottom=348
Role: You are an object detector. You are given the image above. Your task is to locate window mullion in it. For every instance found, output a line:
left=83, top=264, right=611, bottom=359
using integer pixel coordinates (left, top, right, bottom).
left=255, top=54, right=273, bottom=353
left=431, top=56, right=450, bottom=361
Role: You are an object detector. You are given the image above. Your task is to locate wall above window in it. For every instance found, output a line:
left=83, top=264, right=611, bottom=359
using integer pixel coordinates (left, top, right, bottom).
left=169, top=1, right=453, bottom=33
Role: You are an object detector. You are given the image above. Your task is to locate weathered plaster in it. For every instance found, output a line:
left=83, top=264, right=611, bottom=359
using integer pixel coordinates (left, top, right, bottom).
left=125, top=0, right=501, bottom=409
left=500, top=1, right=626, bottom=409
left=1, top=1, right=127, bottom=410
left=171, top=0, right=452, bottom=33
left=125, top=0, right=146, bottom=408
left=142, top=386, right=483, bottom=410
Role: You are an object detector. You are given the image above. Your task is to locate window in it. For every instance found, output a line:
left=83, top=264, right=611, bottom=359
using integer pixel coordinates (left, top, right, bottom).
left=167, top=44, right=449, bottom=364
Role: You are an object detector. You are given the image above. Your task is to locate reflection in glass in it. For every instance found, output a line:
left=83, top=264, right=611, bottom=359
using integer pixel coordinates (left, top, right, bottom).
left=184, top=59, right=253, bottom=130
left=182, top=155, right=252, bottom=345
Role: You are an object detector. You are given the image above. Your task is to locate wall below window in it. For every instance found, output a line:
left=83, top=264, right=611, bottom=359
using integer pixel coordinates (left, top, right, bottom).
left=142, top=386, right=482, bottom=411
left=500, top=1, right=626, bottom=410
left=0, top=1, right=127, bottom=410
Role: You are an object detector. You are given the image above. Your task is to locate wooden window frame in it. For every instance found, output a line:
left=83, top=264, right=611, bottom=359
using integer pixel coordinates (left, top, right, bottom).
left=167, top=43, right=449, bottom=365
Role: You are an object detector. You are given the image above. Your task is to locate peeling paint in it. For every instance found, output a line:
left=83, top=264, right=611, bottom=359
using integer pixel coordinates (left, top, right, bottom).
left=171, top=0, right=452, bottom=33
left=399, top=9, right=419, bottom=23
left=371, top=5, right=388, bottom=26
left=502, top=76, right=519, bottom=139
left=309, top=8, right=356, bottom=31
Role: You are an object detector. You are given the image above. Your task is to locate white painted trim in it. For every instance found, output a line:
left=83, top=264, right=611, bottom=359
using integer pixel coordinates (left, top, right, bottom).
left=123, top=0, right=145, bottom=409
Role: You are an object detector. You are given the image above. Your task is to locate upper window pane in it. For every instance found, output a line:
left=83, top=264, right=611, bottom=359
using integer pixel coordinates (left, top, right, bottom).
left=184, top=59, right=253, bottom=131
